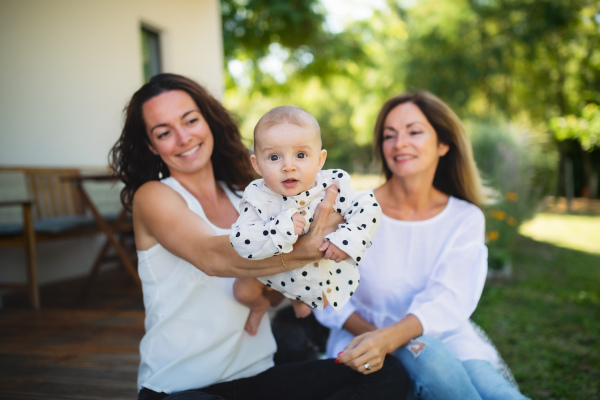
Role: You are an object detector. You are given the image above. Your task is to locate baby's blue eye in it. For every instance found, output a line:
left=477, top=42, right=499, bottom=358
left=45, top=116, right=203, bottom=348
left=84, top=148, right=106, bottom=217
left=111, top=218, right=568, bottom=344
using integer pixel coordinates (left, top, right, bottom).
left=269, top=155, right=280, bottom=161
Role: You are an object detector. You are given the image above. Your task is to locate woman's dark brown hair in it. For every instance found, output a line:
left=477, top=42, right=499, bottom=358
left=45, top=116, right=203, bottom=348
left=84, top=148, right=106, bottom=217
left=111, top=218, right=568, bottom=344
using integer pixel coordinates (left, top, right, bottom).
left=373, top=91, right=485, bottom=207
left=109, top=73, right=254, bottom=209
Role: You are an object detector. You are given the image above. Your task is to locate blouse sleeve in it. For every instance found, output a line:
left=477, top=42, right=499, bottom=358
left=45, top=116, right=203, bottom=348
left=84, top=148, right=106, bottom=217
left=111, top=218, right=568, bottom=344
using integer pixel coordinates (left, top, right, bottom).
left=407, top=208, right=488, bottom=337
left=230, top=198, right=298, bottom=260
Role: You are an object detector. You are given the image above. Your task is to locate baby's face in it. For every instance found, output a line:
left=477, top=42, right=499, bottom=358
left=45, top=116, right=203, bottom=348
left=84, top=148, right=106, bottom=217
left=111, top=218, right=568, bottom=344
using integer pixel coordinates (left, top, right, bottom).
left=251, top=122, right=327, bottom=197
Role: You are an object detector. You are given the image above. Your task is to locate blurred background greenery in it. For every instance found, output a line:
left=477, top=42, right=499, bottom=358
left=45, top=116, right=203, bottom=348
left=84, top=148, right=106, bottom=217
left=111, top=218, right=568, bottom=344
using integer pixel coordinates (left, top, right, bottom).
left=220, top=0, right=599, bottom=269
left=218, top=1, right=600, bottom=398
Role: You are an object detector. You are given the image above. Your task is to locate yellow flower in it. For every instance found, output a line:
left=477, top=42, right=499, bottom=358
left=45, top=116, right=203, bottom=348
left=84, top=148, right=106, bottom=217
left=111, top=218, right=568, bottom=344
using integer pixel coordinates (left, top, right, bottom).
left=487, top=231, right=499, bottom=241
left=507, top=216, right=517, bottom=226
left=490, top=209, right=506, bottom=220
left=506, top=191, right=518, bottom=201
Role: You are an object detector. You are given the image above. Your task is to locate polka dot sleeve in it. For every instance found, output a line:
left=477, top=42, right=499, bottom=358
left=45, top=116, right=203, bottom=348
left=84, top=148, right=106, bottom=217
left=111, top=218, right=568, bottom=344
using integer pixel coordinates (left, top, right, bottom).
left=230, top=199, right=298, bottom=260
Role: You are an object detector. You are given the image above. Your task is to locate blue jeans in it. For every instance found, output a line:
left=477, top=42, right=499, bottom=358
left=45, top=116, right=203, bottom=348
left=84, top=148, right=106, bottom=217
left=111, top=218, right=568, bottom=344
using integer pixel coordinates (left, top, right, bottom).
left=393, top=335, right=530, bottom=400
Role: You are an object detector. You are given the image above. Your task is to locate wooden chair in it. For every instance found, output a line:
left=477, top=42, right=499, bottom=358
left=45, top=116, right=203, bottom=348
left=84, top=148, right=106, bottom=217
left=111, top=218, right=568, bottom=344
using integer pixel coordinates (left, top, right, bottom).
left=0, top=167, right=135, bottom=309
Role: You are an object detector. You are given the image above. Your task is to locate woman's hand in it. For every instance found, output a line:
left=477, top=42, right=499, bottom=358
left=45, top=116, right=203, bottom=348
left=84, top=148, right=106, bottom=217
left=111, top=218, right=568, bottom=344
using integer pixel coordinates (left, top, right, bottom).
left=295, top=185, right=344, bottom=261
left=336, top=329, right=393, bottom=375
left=336, top=314, right=423, bottom=375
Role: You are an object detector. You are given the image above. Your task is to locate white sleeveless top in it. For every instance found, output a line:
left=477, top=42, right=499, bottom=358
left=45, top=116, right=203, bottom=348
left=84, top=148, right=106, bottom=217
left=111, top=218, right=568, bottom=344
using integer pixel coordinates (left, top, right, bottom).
left=137, top=177, right=276, bottom=394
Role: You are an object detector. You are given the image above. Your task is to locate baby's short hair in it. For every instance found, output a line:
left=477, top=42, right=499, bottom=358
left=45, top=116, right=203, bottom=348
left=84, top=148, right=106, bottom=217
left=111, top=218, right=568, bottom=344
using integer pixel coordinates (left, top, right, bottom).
left=254, top=105, right=321, bottom=147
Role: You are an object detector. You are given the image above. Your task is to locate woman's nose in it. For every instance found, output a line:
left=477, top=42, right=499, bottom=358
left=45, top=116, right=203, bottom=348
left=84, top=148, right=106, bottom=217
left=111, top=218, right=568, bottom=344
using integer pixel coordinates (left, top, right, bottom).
left=176, top=128, right=191, bottom=145
left=394, top=132, right=408, bottom=148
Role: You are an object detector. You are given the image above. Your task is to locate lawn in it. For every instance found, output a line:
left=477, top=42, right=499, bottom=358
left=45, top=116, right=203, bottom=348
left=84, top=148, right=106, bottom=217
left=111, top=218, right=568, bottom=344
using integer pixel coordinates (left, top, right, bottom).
left=473, top=213, right=600, bottom=400
left=519, top=213, right=600, bottom=255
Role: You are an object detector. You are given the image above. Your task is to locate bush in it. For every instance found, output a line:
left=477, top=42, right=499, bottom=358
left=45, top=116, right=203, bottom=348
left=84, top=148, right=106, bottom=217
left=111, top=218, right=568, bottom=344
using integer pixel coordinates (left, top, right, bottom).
left=467, top=119, right=556, bottom=271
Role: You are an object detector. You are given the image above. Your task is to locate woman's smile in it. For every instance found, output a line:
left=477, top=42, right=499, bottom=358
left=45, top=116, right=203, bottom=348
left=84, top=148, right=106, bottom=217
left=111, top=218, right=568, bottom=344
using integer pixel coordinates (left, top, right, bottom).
left=179, top=144, right=201, bottom=157
left=392, top=153, right=417, bottom=162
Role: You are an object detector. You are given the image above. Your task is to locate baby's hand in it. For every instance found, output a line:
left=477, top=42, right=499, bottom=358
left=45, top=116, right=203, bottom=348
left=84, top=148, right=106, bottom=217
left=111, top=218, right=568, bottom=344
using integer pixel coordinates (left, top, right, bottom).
left=292, top=212, right=306, bottom=236
left=319, top=241, right=350, bottom=263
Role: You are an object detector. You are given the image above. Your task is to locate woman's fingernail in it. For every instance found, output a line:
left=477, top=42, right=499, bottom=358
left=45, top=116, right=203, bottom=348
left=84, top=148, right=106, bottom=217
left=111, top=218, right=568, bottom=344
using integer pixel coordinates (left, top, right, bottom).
left=338, top=351, right=344, bottom=356
left=334, top=359, right=340, bottom=364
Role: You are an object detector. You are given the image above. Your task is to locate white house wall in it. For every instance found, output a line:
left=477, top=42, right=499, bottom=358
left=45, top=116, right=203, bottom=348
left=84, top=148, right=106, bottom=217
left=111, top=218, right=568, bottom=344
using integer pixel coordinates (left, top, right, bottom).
left=0, top=0, right=224, bottom=295
left=0, top=0, right=224, bottom=167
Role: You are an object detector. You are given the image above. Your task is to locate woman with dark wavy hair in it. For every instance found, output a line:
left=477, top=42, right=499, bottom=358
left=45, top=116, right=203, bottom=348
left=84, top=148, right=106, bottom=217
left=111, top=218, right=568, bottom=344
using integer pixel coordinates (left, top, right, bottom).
left=316, top=91, right=529, bottom=400
left=109, top=73, right=409, bottom=400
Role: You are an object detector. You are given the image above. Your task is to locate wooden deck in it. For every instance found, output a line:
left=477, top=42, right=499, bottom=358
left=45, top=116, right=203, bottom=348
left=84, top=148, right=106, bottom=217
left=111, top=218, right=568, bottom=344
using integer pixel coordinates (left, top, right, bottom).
left=0, top=268, right=144, bottom=400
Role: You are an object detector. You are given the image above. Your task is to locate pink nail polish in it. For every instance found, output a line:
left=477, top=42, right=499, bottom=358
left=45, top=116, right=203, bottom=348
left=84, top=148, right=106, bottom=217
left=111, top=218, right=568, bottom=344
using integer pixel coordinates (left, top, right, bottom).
left=338, top=351, right=344, bottom=356
left=334, top=359, right=340, bottom=364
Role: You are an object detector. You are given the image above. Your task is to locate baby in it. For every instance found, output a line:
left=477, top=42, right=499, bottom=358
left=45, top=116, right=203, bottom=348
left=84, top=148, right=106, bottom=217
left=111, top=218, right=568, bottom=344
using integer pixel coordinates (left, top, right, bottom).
left=230, top=105, right=381, bottom=335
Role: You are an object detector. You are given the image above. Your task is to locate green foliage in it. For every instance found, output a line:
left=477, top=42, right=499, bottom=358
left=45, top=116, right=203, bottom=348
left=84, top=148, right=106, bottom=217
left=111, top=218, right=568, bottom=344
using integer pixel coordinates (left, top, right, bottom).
left=468, top=120, right=556, bottom=269
left=550, top=103, right=600, bottom=151
left=221, top=0, right=367, bottom=93
left=402, top=0, right=600, bottom=120
left=221, top=0, right=599, bottom=193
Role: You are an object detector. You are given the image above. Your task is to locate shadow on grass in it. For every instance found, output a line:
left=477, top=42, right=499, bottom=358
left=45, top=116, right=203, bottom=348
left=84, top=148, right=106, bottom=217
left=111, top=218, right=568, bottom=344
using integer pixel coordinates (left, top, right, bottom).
left=473, top=235, right=600, bottom=400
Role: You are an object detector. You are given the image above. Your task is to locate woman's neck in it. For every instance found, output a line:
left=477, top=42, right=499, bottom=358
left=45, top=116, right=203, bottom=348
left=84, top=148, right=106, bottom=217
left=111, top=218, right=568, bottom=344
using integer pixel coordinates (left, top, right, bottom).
left=374, top=175, right=449, bottom=221
left=169, top=164, right=240, bottom=228
left=169, top=164, right=222, bottom=206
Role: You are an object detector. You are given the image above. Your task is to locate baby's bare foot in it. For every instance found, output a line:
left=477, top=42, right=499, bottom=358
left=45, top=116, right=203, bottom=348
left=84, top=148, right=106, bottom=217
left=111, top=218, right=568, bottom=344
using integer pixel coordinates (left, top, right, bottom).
left=292, top=300, right=312, bottom=318
left=244, top=309, right=267, bottom=336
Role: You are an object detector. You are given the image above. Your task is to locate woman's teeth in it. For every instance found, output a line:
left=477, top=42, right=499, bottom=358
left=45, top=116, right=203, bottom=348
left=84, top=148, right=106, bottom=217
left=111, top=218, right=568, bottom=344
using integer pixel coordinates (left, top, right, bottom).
left=180, top=145, right=200, bottom=157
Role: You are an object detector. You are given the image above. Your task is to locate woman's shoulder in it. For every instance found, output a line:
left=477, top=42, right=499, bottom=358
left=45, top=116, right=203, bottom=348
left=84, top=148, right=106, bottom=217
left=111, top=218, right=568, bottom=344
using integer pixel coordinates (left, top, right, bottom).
left=133, top=179, right=187, bottom=212
left=446, top=196, right=485, bottom=225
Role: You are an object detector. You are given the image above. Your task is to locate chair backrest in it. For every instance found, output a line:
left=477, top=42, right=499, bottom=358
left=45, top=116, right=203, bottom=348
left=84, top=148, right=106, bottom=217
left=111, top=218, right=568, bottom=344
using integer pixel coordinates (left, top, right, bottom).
left=0, top=167, right=84, bottom=220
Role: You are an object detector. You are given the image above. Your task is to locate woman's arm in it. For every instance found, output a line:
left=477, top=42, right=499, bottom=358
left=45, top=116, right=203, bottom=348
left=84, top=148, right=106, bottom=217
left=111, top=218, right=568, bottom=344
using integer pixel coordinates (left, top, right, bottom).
left=133, top=182, right=342, bottom=278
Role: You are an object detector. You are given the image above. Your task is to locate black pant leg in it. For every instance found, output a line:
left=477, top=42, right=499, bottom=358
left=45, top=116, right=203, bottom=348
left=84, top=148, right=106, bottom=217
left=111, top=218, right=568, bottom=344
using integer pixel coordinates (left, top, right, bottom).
left=201, top=356, right=409, bottom=400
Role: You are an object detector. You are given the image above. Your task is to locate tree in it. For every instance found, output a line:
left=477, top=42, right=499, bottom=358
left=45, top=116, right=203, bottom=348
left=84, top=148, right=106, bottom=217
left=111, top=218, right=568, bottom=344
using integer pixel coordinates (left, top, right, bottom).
left=550, top=104, right=600, bottom=197
left=221, top=0, right=367, bottom=93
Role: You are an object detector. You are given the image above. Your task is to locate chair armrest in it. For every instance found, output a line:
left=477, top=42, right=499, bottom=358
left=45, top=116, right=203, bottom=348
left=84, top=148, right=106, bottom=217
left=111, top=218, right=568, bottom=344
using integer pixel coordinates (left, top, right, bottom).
left=0, top=199, right=33, bottom=207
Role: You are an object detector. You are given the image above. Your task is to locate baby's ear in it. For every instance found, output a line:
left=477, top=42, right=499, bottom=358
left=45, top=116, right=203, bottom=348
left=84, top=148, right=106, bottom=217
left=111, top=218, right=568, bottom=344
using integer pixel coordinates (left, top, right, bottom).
left=250, top=154, right=262, bottom=176
left=318, top=149, right=327, bottom=169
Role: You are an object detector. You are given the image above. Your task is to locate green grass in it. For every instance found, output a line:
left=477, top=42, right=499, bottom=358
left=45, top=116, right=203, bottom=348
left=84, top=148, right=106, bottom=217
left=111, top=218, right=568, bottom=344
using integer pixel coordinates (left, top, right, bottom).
left=473, top=213, right=600, bottom=400
left=519, top=213, right=600, bottom=255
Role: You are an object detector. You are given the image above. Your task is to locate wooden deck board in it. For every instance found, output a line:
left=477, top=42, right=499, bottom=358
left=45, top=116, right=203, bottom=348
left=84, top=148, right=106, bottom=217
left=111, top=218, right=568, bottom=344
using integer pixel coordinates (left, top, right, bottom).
left=0, top=268, right=144, bottom=399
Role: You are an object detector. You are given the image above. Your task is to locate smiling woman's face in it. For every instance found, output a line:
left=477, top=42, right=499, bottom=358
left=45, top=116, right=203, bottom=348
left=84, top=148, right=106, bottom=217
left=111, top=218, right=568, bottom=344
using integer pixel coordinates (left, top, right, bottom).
left=143, top=90, right=214, bottom=177
left=381, top=102, right=449, bottom=181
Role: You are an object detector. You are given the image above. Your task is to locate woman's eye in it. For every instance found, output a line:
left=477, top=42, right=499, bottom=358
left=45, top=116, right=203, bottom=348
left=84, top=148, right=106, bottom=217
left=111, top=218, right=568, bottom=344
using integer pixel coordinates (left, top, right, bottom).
left=268, top=155, right=280, bottom=161
left=157, top=131, right=169, bottom=139
left=410, top=130, right=423, bottom=135
left=297, top=152, right=307, bottom=159
left=383, top=134, right=395, bottom=140
left=186, top=118, right=198, bottom=125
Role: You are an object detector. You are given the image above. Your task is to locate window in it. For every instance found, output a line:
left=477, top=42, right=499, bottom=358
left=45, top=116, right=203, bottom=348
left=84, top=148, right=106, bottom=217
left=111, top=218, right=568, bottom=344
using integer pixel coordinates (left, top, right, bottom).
left=141, top=26, right=162, bottom=82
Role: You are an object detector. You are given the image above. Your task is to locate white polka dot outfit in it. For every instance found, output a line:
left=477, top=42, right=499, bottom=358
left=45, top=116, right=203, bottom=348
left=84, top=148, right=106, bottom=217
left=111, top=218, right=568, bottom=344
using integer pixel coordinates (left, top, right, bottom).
left=230, top=169, right=381, bottom=311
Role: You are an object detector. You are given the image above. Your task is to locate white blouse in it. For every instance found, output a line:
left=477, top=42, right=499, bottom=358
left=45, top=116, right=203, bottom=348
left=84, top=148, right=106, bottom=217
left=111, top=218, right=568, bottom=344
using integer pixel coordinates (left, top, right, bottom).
left=314, top=196, right=500, bottom=367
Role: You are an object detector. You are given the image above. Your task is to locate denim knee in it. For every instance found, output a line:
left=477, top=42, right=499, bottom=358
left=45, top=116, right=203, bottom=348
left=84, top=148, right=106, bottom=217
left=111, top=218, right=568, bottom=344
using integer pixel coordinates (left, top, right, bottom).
left=393, top=336, right=481, bottom=400
left=462, top=360, right=530, bottom=400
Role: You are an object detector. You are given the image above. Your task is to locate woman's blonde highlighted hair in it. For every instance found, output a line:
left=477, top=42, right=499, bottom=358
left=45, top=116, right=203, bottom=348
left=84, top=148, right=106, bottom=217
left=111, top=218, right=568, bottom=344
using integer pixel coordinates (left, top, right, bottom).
left=374, top=91, right=485, bottom=207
